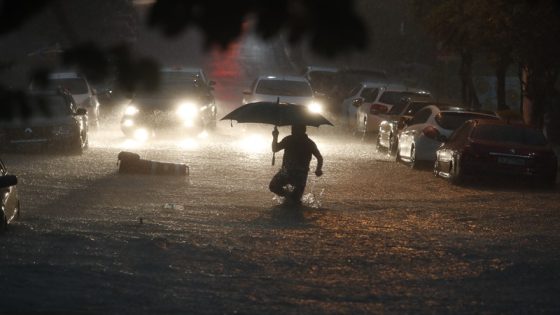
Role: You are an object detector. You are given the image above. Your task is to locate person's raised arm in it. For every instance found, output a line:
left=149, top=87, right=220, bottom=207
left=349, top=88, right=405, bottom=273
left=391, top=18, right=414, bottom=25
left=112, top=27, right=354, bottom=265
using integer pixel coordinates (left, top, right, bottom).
left=313, top=147, right=323, bottom=177
left=271, top=126, right=282, bottom=152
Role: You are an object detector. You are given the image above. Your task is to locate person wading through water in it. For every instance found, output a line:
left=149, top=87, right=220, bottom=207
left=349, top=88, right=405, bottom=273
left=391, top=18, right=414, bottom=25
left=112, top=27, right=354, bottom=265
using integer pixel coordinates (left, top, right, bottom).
left=269, top=124, right=323, bottom=205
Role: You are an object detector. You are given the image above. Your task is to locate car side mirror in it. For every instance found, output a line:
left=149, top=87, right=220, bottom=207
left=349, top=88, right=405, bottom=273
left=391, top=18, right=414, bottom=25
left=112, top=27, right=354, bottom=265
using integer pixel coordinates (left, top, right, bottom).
left=0, top=175, right=17, bottom=188
left=352, top=98, right=363, bottom=108
left=76, top=108, right=87, bottom=116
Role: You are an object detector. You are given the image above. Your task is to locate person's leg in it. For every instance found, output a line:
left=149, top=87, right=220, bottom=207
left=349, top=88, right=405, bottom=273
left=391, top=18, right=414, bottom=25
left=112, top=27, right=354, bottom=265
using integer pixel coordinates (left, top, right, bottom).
left=269, top=169, right=290, bottom=196
left=287, top=171, right=308, bottom=203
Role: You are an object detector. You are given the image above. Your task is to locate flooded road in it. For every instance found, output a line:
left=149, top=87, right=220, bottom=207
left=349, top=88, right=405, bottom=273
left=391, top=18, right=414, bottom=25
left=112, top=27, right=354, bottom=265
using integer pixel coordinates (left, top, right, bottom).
left=1, top=121, right=559, bottom=314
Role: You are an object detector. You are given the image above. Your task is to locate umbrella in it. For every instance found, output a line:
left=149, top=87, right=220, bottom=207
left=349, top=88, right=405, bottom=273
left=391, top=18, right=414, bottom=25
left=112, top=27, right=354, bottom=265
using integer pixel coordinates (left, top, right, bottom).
left=221, top=100, right=333, bottom=165
left=220, top=101, right=333, bottom=127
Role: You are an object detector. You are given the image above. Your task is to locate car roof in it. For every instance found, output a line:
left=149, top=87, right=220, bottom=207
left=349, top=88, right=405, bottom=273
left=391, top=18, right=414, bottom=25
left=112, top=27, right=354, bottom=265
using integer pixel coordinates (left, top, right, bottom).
left=305, top=66, right=338, bottom=73
left=472, top=118, right=527, bottom=127
left=48, top=72, right=82, bottom=79
left=161, top=66, right=203, bottom=73
left=381, top=84, right=430, bottom=94
left=257, top=75, right=309, bottom=82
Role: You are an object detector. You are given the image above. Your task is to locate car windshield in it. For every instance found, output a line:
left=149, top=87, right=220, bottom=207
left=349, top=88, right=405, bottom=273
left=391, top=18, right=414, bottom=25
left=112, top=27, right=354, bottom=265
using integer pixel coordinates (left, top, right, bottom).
left=387, top=101, right=430, bottom=115
left=28, top=95, right=72, bottom=117
left=136, top=75, right=205, bottom=97
left=472, top=124, right=548, bottom=146
left=308, top=71, right=337, bottom=92
left=255, top=80, right=313, bottom=97
left=436, top=112, right=497, bottom=130
left=48, top=78, right=88, bottom=94
left=380, top=91, right=431, bottom=107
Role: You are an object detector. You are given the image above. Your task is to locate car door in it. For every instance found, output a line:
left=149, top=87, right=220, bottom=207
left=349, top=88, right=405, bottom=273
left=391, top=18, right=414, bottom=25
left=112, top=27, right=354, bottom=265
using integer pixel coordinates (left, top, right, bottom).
left=355, top=87, right=380, bottom=132
left=398, top=107, right=434, bottom=160
left=0, top=160, right=16, bottom=219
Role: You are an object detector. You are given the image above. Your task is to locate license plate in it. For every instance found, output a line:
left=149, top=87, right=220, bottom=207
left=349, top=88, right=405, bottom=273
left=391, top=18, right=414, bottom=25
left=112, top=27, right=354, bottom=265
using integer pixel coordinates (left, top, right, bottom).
left=497, top=156, right=525, bottom=166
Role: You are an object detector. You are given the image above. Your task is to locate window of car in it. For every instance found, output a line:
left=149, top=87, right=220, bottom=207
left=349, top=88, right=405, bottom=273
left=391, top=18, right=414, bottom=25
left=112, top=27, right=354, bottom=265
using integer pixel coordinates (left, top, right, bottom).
left=447, top=121, right=473, bottom=144
left=360, top=88, right=379, bottom=102
left=48, top=78, right=89, bottom=94
left=409, top=107, right=433, bottom=125
left=255, top=79, right=313, bottom=97
left=347, top=85, right=362, bottom=98
left=472, top=124, right=548, bottom=146
left=379, top=91, right=431, bottom=106
left=436, top=112, right=498, bottom=130
left=28, top=95, right=73, bottom=117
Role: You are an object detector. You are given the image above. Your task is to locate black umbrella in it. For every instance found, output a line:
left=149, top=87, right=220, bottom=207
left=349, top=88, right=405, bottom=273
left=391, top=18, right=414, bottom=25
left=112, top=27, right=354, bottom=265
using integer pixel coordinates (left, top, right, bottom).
left=221, top=100, right=333, bottom=165
left=220, top=101, right=333, bottom=127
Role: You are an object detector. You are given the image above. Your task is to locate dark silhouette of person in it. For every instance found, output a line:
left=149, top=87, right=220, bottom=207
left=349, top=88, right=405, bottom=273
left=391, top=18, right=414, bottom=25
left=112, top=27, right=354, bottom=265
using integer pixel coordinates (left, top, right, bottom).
left=269, top=124, right=323, bottom=205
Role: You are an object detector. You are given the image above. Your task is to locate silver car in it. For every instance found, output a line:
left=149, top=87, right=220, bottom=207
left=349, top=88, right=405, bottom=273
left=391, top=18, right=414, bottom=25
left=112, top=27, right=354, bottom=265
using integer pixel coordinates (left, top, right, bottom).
left=397, top=105, right=498, bottom=168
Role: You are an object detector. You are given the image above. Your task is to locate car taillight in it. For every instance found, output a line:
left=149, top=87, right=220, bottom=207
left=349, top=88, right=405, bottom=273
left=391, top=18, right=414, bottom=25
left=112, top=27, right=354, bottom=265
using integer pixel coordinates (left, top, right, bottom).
left=370, top=103, right=388, bottom=115
left=422, top=125, right=440, bottom=140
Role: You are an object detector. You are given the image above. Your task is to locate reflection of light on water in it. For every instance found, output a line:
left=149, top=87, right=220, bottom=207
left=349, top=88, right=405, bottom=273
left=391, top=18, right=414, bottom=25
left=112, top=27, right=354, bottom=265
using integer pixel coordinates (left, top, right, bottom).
left=197, top=131, right=209, bottom=139
left=121, top=139, right=143, bottom=150
left=179, top=138, right=199, bottom=150
left=237, top=134, right=268, bottom=154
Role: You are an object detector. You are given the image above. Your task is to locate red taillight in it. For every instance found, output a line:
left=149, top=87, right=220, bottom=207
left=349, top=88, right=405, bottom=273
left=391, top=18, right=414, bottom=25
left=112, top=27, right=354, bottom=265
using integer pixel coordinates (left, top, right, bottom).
left=370, top=103, right=388, bottom=115
left=422, top=125, right=440, bottom=140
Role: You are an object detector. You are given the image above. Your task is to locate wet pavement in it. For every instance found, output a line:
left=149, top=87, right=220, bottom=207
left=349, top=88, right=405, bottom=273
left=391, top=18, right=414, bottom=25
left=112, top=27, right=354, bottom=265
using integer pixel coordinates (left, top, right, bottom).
left=1, top=122, right=559, bottom=314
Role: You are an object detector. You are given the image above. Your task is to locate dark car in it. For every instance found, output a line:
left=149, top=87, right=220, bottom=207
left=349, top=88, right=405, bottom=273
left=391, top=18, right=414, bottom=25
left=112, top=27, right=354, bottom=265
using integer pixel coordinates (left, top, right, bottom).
left=434, top=119, right=558, bottom=186
left=376, top=99, right=450, bottom=156
left=120, top=67, right=217, bottom=139
left=0, top=90, right=89, bottom=154
left=0, top=159, right=19, bottom=233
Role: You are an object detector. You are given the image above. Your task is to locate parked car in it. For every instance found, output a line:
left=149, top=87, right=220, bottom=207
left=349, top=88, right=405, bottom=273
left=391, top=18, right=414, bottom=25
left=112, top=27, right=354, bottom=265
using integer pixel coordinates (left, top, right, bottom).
left=242, top=75, right=324, bottom=114
left=355, top=85, right=432, bottom=135
left=340, top=81, right=387, bottom=130
left=434, top=119, right=558, bottom=186
left=120, top=67, right=217, bottom=139
left=377, top=98, right=449, bottom=155
left=397, top=105, right=499, bottom=168
left=331, top=68, right=389, bottom=115
left=302, top=66, right=340, bottom=117
left=0, top=159, right=19, bottom=233
left=29, top=71, right=100, bottom=129
left=0, top=90, right=89, bottom=154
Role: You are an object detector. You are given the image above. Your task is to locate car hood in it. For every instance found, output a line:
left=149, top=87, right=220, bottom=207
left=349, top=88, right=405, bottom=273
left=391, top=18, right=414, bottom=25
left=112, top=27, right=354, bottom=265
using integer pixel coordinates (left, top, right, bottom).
left=0, top=116, right=77, bottom=128
left=246, top=95, right=313, bottom=106
left=469, top=139, right=555, bottom=157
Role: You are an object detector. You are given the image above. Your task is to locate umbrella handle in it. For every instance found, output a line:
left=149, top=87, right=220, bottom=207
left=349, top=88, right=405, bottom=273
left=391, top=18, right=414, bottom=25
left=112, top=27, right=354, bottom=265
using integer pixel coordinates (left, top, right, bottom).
left=272, top=152, right=275, bottom=166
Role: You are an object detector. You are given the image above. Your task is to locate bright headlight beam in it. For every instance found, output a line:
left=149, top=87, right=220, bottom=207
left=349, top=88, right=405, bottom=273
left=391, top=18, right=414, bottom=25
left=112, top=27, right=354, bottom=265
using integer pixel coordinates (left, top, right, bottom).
left=125, top=105, right=139, bottom=116
left=176, top=101, right=198, bottom=119
left=308, top=102, right=323, bottom=114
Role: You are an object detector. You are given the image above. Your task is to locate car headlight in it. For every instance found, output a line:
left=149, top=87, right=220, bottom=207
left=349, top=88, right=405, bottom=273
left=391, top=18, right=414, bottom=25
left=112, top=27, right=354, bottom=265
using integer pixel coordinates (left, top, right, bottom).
left=176, top=101, right=199, bottom=120
left=52, top=125, right=74, bottom=136
left=122, top=119, right=134, bottom=127
left=307, top=101, right=323, bottom=114
left=124, top=105, right=139, bottom=116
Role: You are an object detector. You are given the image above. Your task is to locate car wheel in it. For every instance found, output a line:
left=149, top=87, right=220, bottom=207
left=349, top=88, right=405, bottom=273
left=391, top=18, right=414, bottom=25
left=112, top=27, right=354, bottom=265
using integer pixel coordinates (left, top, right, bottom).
left=389, top=134, right=398, bottom=158
left=13, top=201, right=20, bottom=220
left=449, top=158, right=463, bottom=185
left=409, top=145, right=418, bottom=169
left=0, top=210, right=7, bottom=234
left=375, top=135, right=382, bottom=152
left=68, top=133, right=84, bottom=155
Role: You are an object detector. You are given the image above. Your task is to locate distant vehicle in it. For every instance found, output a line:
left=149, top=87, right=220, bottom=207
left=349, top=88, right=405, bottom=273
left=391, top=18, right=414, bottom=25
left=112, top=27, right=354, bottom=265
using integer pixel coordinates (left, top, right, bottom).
left=397, top=105, right=499, bottom=168
left=302, top=66, right=339, bottom=95
left=0, top=160, right=19, bottom=233
left=434, top=119, right=558, bottom=187
left=242, top=75, right=324, bottom=114
left=0, top=90, right=89, bottom=154
left=377, top=98, right=449, bottom=156
left=120, top=67, right=217, bottom=139
left=354, top=85, right=432, bottom=135
left=29, top=71, right=100, bottom=129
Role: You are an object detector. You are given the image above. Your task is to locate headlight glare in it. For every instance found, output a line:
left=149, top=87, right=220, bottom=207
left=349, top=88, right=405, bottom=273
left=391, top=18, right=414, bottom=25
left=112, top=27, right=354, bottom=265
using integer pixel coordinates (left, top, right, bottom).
left=125, top=105, right=139, bottom=116
left=308, top=101, right=323, bottom=114
left=177, top=101, right=198, bottom=119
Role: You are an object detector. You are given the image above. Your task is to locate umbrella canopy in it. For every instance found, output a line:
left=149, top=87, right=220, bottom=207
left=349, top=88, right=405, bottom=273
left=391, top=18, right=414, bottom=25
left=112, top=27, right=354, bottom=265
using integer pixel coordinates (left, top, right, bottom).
left=221, top=101, right=333, bottom=127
